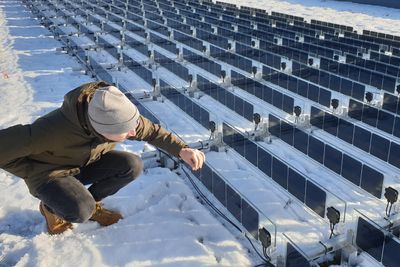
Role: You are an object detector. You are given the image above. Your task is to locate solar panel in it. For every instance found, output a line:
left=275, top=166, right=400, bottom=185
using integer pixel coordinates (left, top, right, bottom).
left=287, top=169, right=306, bottom=202
left=382, top=93, right=399, bottom=114
left=257, top=148, right=272, bottom=177
left=160, top=81, right=210, bottom=129
left=226, top=184, right=242, bottom=222
left=150, top=33, right=177, bottom=54
left=154, top=51, right=189, bottom=81
left=307, top=136, right=325, bottom=164
left=223, top=123, right=331, bottom=218
left=272, top=157, right=288, bottom=189
left=382, top=236, right=400, bottom=267
left=197, top=75, right=254, bottom=121
left=353, top=126, right=371, bottom=152
left=356, top=217, right=385, bottom=262
left=241, top=200, right=259, bottom=239
left=305, top=180, right=326, bottom=218
left=212, top=171, right=227, bottom=207
left=370, top=134, right=390, bottom=161
left=323, top=144, right=342, bottom=174
left=360, top=165, right=384, bottom=198
left=183, top=48, right=222, bottom=77
left=286, top=242, right=311, bottom=267
left=341, top=154, right=362, bottom=186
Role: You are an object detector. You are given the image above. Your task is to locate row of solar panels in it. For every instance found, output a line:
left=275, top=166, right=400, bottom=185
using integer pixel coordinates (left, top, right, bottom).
left=87, top=0, right=400, bottom=121
left=64, top=0, right=400, bottom=119
left=160, top=0, right=400, bottom=68
left=54, top=0, right=397, bottom=184
left=141, top=0, right=400, bottom=87
left=202, top=0, right=400, bottom=52
left=28, top=1, right=400, bottom=265
left=71, top=0, right=400, bottom=195
left=79, top=0, right=400, bottom=82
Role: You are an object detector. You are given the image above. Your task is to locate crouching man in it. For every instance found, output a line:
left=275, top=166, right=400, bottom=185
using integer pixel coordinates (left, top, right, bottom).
left=0, top=81, right=205, bottom=234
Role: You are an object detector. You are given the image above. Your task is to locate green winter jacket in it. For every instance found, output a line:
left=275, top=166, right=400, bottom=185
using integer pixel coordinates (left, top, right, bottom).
left=0, top=81, right=187, bottom=196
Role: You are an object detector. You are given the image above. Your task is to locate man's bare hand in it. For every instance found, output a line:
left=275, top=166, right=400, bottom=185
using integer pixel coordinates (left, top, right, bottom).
left=179, top=148, right=205, bottom=171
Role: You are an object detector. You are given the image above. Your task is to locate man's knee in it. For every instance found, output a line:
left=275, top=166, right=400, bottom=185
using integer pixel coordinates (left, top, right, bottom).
left=122, top=153, right=143, bottom=180
left=37, top=177, right=96, bottom=223
left=65, top=197, right=96, bottom=223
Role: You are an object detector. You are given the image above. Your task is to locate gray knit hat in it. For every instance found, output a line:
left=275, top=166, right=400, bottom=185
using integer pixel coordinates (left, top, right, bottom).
left=88, top=86, right=140, bottom=135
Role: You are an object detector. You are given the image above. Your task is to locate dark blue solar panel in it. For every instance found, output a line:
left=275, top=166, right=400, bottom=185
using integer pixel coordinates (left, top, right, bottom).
left=272, top=157, right=288, bottom=189
left=272, top=90, right=283, bottom=110
left=389, top=143, right=400, bottom=169
left=382, top=236, right=400, bottom=267
left=382, top=93, right=399, bottom=114
left=370, top=134, right=390, bottom=161
left=353, top=126, right=371, bottom=153
left=356, top=217, right=385, bottom=262
left=323, top=112, right=339, bottom=136
left=335, top=77, right=352, bottom=97
left=307, top=136, right=324, bottom=164
left=226, top=185, right=242, bottom=222
left=280, top=121, right=294, bottom=146
left=294, top=128, right=309, bottom=155
left=241, top=200, right=259, bottom=240
left=201, top=163, right=213, bottom=191
left=310, top=106, right=324, bottom=129
left=394, top=118, right=400, bottom=138
left=377, top=110, right=395, bottom=135
left=324, top=144, right=342, bottom=174
left=360, top=165, right=383, bottom=198
left=297, top=79, right=308, bottom=98
left=154, top=51, right=189, bottom=81
left=288, top=169, right=306, bottom=202
left=318, top=88, right=331, bottom=107
left=269, top=114, right=281, bottom=138
left=286, top=243, right=310, bottom=267
left=257, top=149, right=272, bottom=177
left=283, top=95, right=294, bottom=115
left=308, top=84, right=319, bottom=103
left=243, top=101, right=254, bottom=121
left=362, top=105, right=379, bottom=128
left=338, top=118, right=354, bottom=144
left=305, top=180, right=326, bottom=218
left=244, top=139, right=258, bottom=166
left=212, top=172, right=227, bottom=207
left=341, top=154, right=362, bottom=186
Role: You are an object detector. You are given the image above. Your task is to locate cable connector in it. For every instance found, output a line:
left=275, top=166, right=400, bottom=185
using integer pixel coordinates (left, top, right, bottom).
left=385, top=187, right=398, bottom=204
left=384, top=187, right=398, bottom=217
left=259, top=227, right=271, bottom=249
left=327, top=207, right=340, bottom=239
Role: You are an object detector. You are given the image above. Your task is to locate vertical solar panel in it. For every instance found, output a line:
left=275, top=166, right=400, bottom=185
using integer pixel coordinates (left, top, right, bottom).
left=356, top=217, right=385, bottom=262
left=223, top=123, right=330, bottom=218
left=286, top=242, right=311, bottom=267
left=160, top=81, right=210, bottom=129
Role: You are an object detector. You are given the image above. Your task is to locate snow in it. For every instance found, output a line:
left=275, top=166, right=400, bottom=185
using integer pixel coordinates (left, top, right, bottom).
left=1, top=0, right=399, bottom=266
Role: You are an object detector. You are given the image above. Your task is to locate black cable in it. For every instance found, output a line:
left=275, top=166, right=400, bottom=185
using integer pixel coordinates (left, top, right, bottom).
left=329, top=223, right=335, bottom=239
left=385, top=201, right=393, bottom=217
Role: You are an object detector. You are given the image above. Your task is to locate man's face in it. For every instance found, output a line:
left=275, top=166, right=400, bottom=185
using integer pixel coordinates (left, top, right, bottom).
left=102, top=129, right=136, bottom=142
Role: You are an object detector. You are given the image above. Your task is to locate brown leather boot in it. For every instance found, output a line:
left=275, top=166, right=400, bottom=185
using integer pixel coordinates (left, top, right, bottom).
left=89, top=202, right=123, bottom=226
left=39, top=202, right=73, bottom=235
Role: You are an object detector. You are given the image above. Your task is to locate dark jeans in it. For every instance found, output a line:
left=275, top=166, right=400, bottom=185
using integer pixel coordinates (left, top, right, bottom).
left=36, top=151, right=143, bottom=223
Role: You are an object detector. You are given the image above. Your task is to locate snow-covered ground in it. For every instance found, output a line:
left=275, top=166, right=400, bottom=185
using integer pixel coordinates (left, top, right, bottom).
left=1, top=0, right=400, bottom=266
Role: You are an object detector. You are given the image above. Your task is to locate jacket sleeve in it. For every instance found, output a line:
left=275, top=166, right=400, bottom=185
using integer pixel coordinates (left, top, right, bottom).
left=131, top=115, right=188, bottom=158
